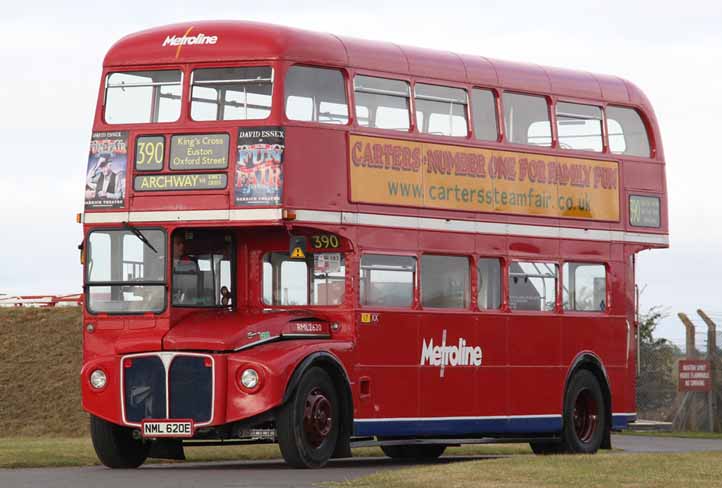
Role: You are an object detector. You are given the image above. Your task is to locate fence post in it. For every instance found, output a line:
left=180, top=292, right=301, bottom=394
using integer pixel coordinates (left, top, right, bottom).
left=678, top=313, right=697, bottom=358
left=697, top=309, right=718, bottom=432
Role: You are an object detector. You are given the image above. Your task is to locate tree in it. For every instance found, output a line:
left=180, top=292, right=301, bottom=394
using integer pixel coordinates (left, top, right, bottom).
left=636, top=306, right=682, bottom=419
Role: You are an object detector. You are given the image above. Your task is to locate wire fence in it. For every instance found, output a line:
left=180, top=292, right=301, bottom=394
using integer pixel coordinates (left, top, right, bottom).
left=0, top=294, right=82, bottom=308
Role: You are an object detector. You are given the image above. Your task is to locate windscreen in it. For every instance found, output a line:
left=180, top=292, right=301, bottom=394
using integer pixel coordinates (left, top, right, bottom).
left=86, top=229, right=166, bottom=313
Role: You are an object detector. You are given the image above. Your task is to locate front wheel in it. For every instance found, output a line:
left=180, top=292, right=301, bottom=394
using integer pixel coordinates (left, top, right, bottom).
left=277, top=367, right=340, bottom=468
left=381, top=444, right=446, bottom=460
left=90, top=415, right=149, bottom=468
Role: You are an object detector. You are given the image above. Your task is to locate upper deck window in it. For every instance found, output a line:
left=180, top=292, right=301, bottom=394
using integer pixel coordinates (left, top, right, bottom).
left=556, top=102, right=603, bottom=152
left=354, top=75, right=410, bottom=131
left=104, top=70, right=182, bottom=124
left=471, top=88, right=499, bottom=141
left=191, top=67, right=273, bottom=121
left=503, top=92, right=551, bottom=147
left=606, top=106, right=651, bottom=157
left=285, top=66, right=348, bottom=124
left=415, top=84, right=468, bottom=137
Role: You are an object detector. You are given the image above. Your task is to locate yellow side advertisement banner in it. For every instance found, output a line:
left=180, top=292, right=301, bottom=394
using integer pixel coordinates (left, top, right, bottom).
left=349, top=135, right=620, bottom=221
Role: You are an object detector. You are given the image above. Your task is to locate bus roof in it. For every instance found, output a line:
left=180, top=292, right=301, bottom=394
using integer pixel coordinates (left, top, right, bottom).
left=104, top=20, right=653, bottom=111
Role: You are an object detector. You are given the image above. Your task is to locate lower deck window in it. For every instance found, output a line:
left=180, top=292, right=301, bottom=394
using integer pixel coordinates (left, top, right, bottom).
left=563, top=263, right=606, bottom=312
left=360, top=255, right=416, bottom=307
left=477, top=258, right=502, bottom=309
left=509, top=261, right=557, bottom=311
left=263, top=252, right=346, bottom=306
left=421, top=255, right=470, bottom=308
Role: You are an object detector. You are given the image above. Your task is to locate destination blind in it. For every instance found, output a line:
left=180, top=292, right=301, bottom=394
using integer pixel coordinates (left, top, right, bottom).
left=134, top=173, right=227, bottom=191
left=170, top=133, right=229, bottom=170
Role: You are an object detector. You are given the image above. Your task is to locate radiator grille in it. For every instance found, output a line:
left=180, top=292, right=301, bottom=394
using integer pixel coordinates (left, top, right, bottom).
left=169, top=356, right=213, bottom=423
left=123, top=356, right=166, bottom=423
left=122, top=353, right=213, bottom=425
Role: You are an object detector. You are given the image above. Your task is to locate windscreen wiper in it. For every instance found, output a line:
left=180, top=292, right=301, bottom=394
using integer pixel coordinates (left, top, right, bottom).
left=123, top=221, right=158, bottom=254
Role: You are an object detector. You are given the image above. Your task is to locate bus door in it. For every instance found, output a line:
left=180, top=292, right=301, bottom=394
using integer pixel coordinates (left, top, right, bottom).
left=356, top=254, right=420, bottom=422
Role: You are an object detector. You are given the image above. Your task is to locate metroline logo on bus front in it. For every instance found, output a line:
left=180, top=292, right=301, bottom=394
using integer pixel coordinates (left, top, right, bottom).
left=162, top=33, right=218, bottom=47
left=420, top=329, right=483, bottom=378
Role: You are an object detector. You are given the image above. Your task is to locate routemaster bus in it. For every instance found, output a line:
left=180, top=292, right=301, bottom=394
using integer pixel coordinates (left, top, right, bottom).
left=79, top=20, right=668, bottom=469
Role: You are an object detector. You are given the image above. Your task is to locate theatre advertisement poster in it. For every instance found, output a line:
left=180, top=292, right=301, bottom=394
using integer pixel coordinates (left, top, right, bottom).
left=85, top=131, right=129, bottom=209
left=235, top=127, right=284, bottom=206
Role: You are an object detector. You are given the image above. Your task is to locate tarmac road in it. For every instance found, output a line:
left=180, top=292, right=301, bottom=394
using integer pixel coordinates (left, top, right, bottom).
left=2, top=435, right=722, bottom=488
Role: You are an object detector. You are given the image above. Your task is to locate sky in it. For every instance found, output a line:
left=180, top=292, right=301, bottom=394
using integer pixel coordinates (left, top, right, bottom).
left=1, top=0, right=721, bottom=345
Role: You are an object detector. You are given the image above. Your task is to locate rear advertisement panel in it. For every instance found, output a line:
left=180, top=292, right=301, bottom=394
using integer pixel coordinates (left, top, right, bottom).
left=85, top=131, right=128, bottom=209
left=235, top=127, right=284, bottom=206
left=349, top=135, right=620, bottom=221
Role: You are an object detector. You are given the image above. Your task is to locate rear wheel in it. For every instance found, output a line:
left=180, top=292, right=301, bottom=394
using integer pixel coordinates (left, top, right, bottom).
left=531, top=369, right=607, bottom=455
left=381, top=444, right=446, bottom=460
left=90, top=415, right=149, bottom=468
left=277, top=367, right=340, bottom=468
left=562, top=370, right=606, bottom=453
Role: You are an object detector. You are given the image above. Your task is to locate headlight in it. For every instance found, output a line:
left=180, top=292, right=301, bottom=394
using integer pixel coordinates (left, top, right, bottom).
left=90, top=369, right=107, bottom=390
left=240, top=368, right=259, bottom=389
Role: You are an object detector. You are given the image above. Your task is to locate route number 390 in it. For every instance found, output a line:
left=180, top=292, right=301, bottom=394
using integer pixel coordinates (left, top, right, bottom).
left=135, top=136, right=165, bottom=171
left=311, top=234, right=340, bottom=249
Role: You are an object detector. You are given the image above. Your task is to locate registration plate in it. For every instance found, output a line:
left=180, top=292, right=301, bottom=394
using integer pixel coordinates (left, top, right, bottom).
left=141, top=420, right=194, bottom=438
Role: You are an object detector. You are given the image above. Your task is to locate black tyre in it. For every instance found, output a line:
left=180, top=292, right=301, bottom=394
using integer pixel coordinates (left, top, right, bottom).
left=560, top=369, right=607, bottom=453
left=381, top=444, right=446, bottom=460
left=90, top=415, right=149, bottom=468
left=277, top=367, right=340, bottom=468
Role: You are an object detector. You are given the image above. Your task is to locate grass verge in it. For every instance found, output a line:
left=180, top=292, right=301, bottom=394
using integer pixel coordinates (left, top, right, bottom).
left=329, top=451, right=722, bottom=488
left=0, top=438, right=529, bottom=469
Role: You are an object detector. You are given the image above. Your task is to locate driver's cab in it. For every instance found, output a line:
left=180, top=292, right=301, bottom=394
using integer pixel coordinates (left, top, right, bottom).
left=171, top=229, right=233, bottom=308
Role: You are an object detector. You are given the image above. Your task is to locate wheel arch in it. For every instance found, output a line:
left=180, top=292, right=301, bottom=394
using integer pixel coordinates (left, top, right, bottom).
left=563, top=351, right=612, bottom=449
left=282, top=351, right=353, bottom=458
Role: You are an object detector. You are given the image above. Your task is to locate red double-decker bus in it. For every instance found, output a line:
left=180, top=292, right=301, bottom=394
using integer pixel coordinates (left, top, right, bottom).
left=79, top=21, right=668, bottom=469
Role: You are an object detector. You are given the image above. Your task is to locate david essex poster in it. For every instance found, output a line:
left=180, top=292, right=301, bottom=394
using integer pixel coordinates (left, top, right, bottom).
left=85, top=132, right=128, bottom=209
left=235, top=127, right=284, bottom=206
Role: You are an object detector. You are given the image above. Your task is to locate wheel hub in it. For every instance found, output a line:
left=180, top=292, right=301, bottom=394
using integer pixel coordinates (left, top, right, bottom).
left=303, top=388, right=332, bottom=448
left=573, top=388, right=599, bottom=443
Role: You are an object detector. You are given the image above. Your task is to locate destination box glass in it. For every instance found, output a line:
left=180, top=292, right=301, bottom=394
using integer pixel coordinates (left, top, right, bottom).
left=170, top=133, right=229, bottom=170
left=134, top=173, right=227, bottom=191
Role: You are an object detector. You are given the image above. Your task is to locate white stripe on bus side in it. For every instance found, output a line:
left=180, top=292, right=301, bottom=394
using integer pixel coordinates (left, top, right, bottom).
left=82, top=208, right=669, bottom=246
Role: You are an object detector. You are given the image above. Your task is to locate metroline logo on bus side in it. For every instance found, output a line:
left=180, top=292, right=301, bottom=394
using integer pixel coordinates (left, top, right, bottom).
left=420, top=329, right=483, bottom=378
